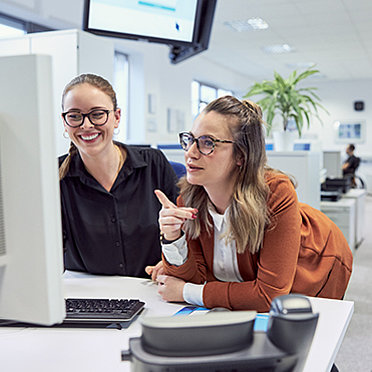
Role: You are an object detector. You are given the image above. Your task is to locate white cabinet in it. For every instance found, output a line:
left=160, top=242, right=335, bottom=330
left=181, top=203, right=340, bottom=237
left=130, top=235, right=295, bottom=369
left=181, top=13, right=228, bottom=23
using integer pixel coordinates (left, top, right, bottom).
left=320, top=199, right=356, bottom=253
left=267, top=151, right=321, bottom=210
left=342, top=189, right=367, bottom=248
left=0, top=29, right=114, bottom=156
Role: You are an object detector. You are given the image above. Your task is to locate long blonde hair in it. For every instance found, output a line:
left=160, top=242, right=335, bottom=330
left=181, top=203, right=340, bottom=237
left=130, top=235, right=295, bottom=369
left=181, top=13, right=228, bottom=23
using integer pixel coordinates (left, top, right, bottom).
left=180, top=96, right=271, bottom=254
left=59, top=74, right=118, bottom=180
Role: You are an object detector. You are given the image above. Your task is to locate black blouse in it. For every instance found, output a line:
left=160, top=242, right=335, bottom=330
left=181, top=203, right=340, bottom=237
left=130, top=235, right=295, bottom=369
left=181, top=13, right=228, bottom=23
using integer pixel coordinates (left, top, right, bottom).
left=59, top=143, right=179, bottom=278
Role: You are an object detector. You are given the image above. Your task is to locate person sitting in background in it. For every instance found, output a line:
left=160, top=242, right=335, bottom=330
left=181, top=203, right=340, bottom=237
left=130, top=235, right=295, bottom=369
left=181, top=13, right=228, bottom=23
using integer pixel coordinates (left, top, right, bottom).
left=154, top=95, right=353, bottom=312
left=342, top=144, right=360, bottom=188
left=59, top=73, right=178, bottom=278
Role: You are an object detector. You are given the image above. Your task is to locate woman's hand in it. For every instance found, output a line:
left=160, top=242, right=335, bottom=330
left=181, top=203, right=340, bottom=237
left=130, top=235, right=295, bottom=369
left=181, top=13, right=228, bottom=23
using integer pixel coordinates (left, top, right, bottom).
left=145, top=260, right=164, bottom=281
left=156, top=275, right=186, bottom=302
left=154, top=189, right=197, bottom=241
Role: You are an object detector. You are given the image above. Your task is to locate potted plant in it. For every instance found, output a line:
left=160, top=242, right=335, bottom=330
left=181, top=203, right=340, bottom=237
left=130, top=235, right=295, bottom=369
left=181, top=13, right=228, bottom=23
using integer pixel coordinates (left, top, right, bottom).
left=244, top=67, right=328, bottom=150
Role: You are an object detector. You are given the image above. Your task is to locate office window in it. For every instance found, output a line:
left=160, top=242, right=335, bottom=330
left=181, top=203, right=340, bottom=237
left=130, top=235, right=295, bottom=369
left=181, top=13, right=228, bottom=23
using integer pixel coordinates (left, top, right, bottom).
left=113, top=51, right=129, bottom=140
left=191, top=81, right=233, bottom=118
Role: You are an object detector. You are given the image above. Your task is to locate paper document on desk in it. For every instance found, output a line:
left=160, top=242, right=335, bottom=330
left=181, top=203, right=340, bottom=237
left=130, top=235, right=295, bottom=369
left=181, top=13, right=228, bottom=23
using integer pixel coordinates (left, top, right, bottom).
left=173, top=306, right=270, bottom=330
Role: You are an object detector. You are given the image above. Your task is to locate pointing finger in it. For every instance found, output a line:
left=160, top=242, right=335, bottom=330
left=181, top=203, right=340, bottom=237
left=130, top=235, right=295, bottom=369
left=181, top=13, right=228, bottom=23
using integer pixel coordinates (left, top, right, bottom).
left=160, top=207, right=197, bottom=220
left=154, top=189, right=177, bottom=209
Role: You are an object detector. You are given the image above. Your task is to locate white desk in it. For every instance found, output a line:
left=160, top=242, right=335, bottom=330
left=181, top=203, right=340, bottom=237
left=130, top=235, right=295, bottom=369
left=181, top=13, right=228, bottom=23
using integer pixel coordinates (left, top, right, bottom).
left=0, top=272, right=354, bottom=372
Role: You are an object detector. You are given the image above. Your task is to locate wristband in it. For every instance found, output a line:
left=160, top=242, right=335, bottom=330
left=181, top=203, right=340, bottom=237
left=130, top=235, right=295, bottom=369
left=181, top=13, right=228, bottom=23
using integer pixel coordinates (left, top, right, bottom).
left=160, top=231, right=184, bottom=245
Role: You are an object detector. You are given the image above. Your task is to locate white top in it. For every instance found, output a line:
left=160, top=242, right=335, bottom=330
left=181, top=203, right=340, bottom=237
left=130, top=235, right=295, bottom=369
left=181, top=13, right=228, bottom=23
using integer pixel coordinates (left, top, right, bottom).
left=162, top=207, right=243, bottom=307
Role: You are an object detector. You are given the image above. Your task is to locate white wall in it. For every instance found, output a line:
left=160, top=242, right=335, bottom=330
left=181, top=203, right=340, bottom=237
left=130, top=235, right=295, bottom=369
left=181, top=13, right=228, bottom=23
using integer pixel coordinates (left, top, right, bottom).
left=113, top=38, right=252, bottom=145
left=305, top=79, right=372, bottom=157
left=301, top=79, right=372, bottom=192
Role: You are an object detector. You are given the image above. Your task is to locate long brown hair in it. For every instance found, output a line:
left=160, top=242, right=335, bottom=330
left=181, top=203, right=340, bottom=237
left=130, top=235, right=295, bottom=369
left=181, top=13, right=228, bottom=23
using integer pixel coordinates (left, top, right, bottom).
left=59, top=74, right=118, bottom=180
left=179, top=95, right=270, bottom=254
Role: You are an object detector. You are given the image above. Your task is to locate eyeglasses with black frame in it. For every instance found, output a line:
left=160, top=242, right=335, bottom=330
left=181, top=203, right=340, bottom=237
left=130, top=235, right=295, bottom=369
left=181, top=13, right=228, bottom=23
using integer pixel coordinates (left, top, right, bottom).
left=179, top=131, right=235, bottom=155
left=62, top=109, right=113, bottom=128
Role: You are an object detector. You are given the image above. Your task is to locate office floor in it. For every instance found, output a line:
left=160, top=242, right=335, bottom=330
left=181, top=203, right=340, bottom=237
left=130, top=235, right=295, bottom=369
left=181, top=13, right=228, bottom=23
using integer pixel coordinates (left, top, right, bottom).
left=335, top=195, right=372, bottom=371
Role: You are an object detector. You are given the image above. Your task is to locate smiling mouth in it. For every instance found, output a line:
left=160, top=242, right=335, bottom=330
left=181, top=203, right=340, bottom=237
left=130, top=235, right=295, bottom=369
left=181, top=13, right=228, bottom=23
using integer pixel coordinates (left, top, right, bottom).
left=80, top=133, right=101, bottom=141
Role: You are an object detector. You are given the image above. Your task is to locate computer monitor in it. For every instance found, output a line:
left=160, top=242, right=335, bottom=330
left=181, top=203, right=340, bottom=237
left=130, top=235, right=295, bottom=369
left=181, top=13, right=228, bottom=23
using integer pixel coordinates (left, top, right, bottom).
left=83, top=0, right=217, bottom=64
left=84, top=0, right=199, bottom=46
left=323, top=151, right=342, bottom=178
left=0, top=54, right=65, bottom=326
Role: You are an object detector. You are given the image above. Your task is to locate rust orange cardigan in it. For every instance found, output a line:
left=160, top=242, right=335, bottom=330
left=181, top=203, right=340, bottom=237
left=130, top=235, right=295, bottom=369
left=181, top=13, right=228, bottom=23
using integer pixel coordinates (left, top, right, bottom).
left=163, top=172, right=353, bottom=312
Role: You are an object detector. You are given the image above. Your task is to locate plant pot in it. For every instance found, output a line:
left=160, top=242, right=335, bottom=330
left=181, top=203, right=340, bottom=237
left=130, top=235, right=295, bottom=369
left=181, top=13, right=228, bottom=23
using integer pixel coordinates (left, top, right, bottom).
left=273, top=130, right=297, bottom=151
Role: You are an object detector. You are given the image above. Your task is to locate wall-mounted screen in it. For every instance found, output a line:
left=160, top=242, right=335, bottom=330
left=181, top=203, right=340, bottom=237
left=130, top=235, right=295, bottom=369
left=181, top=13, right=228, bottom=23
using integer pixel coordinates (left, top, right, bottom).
left=84, top=0, right=199, bottom=46
left=83, top=0, right=217, bottom=64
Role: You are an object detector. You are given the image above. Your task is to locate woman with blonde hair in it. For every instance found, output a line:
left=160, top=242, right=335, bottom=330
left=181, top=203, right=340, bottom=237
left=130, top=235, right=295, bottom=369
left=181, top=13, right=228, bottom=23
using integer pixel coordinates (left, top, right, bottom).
left=155, top=95, right=353, bottom=312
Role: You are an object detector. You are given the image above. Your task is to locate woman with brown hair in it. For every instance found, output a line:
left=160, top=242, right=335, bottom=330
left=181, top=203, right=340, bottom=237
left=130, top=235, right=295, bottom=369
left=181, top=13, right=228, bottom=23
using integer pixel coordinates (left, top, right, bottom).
left=155, top=95, right=353, bottom=312
left=60, top=73, right=178, bottom=278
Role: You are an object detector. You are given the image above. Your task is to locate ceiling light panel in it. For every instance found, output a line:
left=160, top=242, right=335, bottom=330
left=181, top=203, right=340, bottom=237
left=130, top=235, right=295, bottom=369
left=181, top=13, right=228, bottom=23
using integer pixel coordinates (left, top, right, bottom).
left=224, top=17, right=269, bottom=32
left=263, top=44, right=294, bottom=54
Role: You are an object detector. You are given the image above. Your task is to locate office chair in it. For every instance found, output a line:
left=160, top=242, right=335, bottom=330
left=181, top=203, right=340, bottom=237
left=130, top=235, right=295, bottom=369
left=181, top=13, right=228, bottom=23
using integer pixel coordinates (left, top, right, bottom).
left=354, top=174, right=366, bottom=189
left=351, top=158, right=368, bottom=189
left=344, top=157, right=363, bottom=189
left=169, top=161, right=186, bottom=179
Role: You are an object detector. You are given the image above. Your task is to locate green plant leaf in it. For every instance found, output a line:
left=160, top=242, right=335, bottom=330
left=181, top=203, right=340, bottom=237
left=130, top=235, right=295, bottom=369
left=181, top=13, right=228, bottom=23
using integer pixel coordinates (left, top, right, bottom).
left=244, top=67, right=328, bottom=136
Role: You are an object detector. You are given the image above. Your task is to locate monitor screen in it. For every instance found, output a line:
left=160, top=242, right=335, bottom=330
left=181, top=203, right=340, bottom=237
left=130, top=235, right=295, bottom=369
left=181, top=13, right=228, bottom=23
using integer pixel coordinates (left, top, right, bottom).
left=84, top=0, right=200, bottom=46
left=293, top=143, right=311, bottom=151
left=0, top=54, right=65, bottom=326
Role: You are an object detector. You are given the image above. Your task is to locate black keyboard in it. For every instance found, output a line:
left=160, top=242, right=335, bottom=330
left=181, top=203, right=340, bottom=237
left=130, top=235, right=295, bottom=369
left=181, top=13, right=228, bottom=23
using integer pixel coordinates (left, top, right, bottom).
left=65, top=298, right=145, bottom=323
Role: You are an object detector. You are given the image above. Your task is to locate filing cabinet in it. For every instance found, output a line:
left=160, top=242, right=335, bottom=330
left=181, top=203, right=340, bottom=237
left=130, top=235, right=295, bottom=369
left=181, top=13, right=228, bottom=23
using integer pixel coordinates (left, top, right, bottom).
left=320, top=199, right=356, bottom=253
left=342, top=189, right=367, bottom=248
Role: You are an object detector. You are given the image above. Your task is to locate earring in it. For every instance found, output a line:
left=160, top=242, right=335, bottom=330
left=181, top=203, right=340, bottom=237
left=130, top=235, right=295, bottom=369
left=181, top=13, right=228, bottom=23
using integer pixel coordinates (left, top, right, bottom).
left=63, top=131, right=69, bottom=139
left=113, top=127, right=120, bottom=135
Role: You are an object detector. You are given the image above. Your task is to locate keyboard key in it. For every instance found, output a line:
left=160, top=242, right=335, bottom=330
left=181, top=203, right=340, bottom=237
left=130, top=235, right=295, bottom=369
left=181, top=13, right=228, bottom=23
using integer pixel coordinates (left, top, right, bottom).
left=65, top=298, right=145, bottom=322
